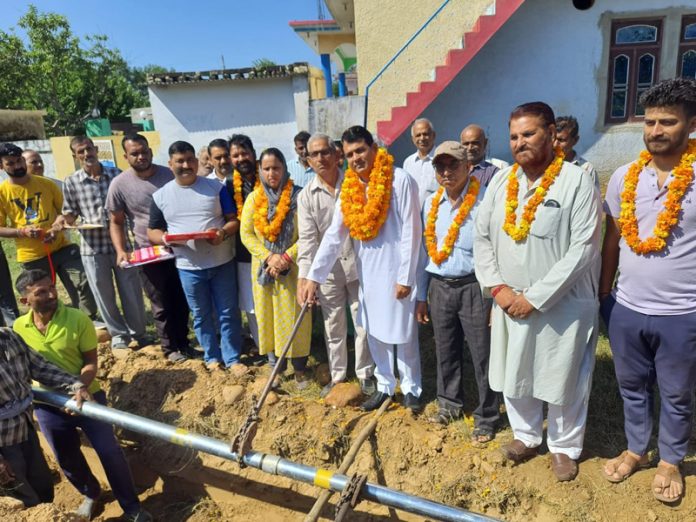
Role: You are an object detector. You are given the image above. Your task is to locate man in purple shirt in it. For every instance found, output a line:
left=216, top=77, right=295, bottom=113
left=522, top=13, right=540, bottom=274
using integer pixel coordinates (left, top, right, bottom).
left=600, top=78, right=696, bottom=504
left=459, top=125, right=501, bottom=187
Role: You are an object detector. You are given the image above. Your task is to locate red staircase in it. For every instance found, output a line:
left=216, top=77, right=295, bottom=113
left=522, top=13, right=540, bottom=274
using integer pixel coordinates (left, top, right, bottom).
left=375, top=0, right=526, bottom=145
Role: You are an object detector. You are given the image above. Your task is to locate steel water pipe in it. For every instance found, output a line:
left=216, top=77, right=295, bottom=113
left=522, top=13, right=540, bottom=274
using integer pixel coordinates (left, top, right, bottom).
left=33, top=388, right=499, bottom=522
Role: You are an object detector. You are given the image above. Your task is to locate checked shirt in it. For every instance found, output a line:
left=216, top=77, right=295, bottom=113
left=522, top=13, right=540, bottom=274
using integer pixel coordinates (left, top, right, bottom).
left=0, top=328, right=82, bottom=446
left=63, top=164, right=121, bottom=255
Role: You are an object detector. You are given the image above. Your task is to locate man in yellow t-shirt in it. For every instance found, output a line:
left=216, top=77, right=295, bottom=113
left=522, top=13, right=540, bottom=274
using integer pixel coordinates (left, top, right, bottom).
left=13, top=269, right=151, bottom=522
left=0, top=143, right=96, bottom=317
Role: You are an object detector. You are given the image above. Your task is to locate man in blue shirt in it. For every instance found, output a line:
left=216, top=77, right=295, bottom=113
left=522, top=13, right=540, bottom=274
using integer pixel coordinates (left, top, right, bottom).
left=416, top=141, right=499, bottom=442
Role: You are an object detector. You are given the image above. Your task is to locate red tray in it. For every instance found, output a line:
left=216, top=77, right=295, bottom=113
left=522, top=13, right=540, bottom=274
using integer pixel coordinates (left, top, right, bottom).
left=121, top=246, right=175, bottom=268
left=163, top=231, right=217, bottom=243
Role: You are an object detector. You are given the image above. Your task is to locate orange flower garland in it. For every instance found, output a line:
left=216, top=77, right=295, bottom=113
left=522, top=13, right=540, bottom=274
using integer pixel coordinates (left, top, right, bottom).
left=424, top=177, right=480, bottom=265
left=618, top=138, right=696, bottom=255
left=503, top=148, right=565, bottom=241
left=232, top=168, right=259, bottom=220
left=340, top=147, right=394, bottom=241
left=252, top=180, right=293, bottom=243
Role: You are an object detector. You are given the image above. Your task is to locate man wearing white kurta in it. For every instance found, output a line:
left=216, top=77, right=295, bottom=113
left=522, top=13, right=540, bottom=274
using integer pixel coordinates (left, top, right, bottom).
left=302, top=126, right=423, bottom=412
left=474, top=102, right=601, bottom=482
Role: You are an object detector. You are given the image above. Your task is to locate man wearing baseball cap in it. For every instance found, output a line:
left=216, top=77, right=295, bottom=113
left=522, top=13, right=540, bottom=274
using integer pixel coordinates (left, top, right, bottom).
left=416, top=141, right=499, bottom=442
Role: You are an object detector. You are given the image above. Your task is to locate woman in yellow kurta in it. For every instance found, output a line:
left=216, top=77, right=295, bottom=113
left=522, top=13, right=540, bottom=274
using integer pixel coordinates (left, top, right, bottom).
left=240, top=147, right=312, bottom=387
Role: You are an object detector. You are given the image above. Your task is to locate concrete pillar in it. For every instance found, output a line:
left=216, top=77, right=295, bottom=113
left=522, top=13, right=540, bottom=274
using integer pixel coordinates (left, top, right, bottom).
left=320, top=53, right=333, bottom=98
left=338, top=72, right=347, bottom=97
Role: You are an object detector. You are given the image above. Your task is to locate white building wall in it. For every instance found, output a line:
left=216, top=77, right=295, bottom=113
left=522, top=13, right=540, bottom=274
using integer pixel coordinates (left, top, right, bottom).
left=148, top=76, right=308, bottom=164
left=389, top=0, right=696, bottom=180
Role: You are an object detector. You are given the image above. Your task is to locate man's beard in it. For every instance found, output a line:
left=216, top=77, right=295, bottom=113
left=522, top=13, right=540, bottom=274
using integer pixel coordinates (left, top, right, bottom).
left=7, top=168, right=27, bottom=178
left=132, top=161, right=152, bottom=172
left=236, top=160, right=255, bottom=176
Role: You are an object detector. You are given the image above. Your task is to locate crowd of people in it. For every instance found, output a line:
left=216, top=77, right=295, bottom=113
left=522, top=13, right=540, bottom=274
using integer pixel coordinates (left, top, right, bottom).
left=0, top=76, right=693, bottom=517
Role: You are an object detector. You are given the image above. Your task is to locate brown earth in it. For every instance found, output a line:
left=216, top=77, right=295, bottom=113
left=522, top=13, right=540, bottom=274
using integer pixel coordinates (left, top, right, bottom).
left=7, top=334, right=696, bottom=522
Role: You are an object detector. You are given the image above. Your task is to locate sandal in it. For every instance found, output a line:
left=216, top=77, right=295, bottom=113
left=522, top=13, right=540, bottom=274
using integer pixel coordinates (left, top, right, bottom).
left=471, top=427, right=494, bottom=446
left=602, top=450, right=650, bottom=483
left=652, top=462, right=684, bottom=504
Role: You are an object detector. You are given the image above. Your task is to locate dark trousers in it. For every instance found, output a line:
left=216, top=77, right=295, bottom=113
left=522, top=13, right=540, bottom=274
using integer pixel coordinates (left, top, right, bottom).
left=601, top=296, right=696, bottom=464
left=0, top=243, right=19, bottom=327
left=0, top=423, right=53, bottom=507
left=22, top=243, right=97, bottom=317
left=429, top=276, right=499, bottom=431
left=139, top=259, right=190, bottom=355
left=34, top=391, right=140, bottom=515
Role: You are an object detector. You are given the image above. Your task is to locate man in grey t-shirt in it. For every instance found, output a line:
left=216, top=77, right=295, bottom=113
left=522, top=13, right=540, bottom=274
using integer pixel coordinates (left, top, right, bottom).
left=148, top=140, right=245, bottom=375
left=106, top=133, right=192, bottom=362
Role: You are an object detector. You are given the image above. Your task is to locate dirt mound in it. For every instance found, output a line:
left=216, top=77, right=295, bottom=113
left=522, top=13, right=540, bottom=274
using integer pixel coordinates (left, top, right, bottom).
left=10, top=338, right=696, bottom=521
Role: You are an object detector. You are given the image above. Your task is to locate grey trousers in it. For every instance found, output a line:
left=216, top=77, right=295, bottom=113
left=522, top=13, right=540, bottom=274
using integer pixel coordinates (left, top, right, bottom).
left=429, top=276, right=499, bottom=431
left=82, top=253, right=146, bottom=345
left=317, top=275, right=374, bottom=382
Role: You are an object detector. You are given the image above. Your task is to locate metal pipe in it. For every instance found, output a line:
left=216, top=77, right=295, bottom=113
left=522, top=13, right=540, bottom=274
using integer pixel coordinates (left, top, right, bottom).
left=33, top=388, right=499, bottom=522
left=363, top=0, right=451, bottom=127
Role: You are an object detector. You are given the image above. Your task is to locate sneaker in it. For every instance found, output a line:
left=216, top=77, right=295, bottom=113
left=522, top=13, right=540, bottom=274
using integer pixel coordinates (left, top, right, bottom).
left=92, top=320, right=108, bottom=330
left=402, top=393, right=422, bottom=413
left=124, top=509, right=153, bottom=522
left=360, top=376, right=377, bottom=396
left=320, top=381, right=337, bottom=398
left=167, top=351, right=187, bottom=363
left=229, top=363, right=249, bottom=377
left=111, top=340, right=129, bottom=350
left=361, top=391, right=391, bottom=411
left=206, top=361, right=224, bottom=372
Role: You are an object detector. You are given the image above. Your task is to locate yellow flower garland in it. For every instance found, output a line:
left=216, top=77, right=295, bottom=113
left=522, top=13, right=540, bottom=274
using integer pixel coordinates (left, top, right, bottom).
left=503, top=148, right=565, bottom=241
left=252, top=180, right=293, bottom=243
left=618, top=138, right=696, bottom=255
left=232, top=168, right=259, bottom=220
left=340, top=147, right=393, bottom=241
left=424, top=177, right=480, bottom=265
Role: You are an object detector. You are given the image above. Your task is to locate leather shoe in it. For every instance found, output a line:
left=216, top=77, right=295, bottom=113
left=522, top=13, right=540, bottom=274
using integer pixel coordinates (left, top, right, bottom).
left=361, top=391, right=391, bottom=411
left=550, top=453, right=578, bottom=481
left=402, top=393, right=422, bottom=413
left=501, top=439, right=538, bottom=464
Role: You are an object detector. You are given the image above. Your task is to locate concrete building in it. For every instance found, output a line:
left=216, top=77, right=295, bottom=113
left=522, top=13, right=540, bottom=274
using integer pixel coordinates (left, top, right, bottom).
left=304, top=0, right=696, bottom=178
left=146, top=63, right=317, bottom=162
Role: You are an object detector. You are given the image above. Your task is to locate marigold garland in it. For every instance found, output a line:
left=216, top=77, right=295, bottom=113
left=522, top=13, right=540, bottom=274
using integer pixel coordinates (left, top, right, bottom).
left=618, top=138, right=696, bottom=255
left=232, top=167, right=259, bottom=220
left=424, top=177, right=480, bottom=265
left=252, top=179, right=293, bottom=243
left=503, top=148, right=565, bottom=241
left=340, top=147, right=394, bottom=241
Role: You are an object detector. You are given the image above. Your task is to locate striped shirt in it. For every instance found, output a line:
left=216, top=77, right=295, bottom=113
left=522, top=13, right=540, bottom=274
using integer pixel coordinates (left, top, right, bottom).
left=0, top=328, right=82, bottom=446
left=63, top=164, right=121, bottom=255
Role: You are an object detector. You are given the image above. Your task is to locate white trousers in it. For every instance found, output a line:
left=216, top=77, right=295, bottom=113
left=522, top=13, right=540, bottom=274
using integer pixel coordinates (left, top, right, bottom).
left=318, top=277, right=373, bottom=382
left=504, top=392, right=590, bottom=460
left=368, top=330, right=422, bottom=397
left=237, top=261, right=258, bottom=346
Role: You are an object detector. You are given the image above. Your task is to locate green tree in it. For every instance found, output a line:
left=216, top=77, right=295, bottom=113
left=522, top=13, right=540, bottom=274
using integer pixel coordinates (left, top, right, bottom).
left=252, top=58, right=278, bottom=70
left=0, top=6, right=152, bottom=136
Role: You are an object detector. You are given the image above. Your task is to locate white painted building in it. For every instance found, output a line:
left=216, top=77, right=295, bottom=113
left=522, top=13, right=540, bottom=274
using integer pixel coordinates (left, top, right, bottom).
left=376, top=0, right=696, bottom=179
left=147, top=64, right=311, bottom=163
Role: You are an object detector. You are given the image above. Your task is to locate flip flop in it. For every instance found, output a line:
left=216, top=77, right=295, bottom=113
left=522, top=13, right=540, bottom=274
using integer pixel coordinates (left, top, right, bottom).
left=471, top=427, right=494, bottom=446
left=602, top=450, right=650, bottom=483
left=653, top=463, right=684, bottom=504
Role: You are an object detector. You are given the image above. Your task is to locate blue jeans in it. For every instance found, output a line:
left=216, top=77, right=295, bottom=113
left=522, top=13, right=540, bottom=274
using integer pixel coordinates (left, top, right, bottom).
left=34, top=391, right=140, bottom=515
left=178, top=260, right=243, bottom=365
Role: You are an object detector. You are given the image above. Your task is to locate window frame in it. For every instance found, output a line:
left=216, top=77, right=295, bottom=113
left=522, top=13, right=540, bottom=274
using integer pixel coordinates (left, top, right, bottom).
left=605, top=18, right=662, bottom=125
left=678, top=14, right=696, bottom=78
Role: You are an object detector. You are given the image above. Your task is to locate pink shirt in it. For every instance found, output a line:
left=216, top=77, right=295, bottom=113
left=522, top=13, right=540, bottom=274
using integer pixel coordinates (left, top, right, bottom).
left=604, top=160, right=696, bottom=315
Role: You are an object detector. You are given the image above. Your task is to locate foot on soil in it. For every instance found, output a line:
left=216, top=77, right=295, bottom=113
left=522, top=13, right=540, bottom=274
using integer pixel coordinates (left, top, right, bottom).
left=167, top=351, right=187, bottom=363
left=471, top=427, right=494, bottom=446
left=602, top=450, right=649, bottom=483
left=500, top=439, right=538, bottom=464
left=206, top=361, right=224, bottom=372
left=229, top=363, right=250, bottom=377
left=74, top=496, right=97, bottom=519
left=652, top=461, right=684, bottom=504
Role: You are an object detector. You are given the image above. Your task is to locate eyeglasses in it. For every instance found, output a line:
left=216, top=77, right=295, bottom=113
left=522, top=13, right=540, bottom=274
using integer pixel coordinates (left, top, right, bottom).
left=434, top=160, right=462, bottom=173
left=308, top=149, right=333, bottom=159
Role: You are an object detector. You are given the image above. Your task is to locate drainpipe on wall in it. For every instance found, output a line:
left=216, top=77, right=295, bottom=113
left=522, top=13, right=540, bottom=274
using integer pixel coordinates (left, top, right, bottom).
left=337, top=72, right=347, bottom=97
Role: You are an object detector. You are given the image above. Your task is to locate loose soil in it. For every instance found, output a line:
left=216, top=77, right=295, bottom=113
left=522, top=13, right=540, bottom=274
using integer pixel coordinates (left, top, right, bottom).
left=7, top=331, right=696, bottom=522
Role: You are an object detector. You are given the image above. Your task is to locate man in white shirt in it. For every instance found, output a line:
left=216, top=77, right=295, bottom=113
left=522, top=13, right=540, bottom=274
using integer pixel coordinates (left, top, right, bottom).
left=403, top=118, right=438, bottom=208
left=206, top=139, right=233, bottom=185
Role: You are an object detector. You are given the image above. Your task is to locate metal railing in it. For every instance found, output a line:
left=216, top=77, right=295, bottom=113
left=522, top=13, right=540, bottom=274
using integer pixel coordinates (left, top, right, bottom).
left=363, top=0, right=452, bottom=128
